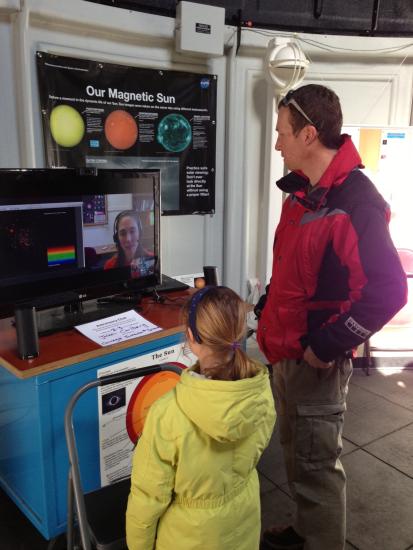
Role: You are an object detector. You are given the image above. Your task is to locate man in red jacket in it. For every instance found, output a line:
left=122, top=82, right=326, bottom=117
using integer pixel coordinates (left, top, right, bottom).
left=257, top=85, right=407, bottom=550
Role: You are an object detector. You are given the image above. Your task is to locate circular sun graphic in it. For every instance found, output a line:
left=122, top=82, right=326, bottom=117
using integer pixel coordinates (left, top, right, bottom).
left=157, top=113, right=192, bottom=153
left=126, top=364, right=185, bottom=443
left=50, top=105, right=85, bottom=148
left=104, top=110, right=138, bottom=150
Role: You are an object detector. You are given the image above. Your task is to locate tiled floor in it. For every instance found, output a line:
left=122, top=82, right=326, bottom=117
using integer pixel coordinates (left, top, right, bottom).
left=1, top=347, right=412, bottom=550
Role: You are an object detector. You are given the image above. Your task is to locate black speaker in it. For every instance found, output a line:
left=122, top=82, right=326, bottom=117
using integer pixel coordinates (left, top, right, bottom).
left=15, top=306, right=39, bottom=360
left=203, top=266, right=219, bottom=286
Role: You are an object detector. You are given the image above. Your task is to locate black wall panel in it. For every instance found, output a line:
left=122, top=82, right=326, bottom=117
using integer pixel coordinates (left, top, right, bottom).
left=376, top=1, right=413, bottom=34
left=85, top=0, right=413, bottom=36
left=241, top=0, right=376, bottom=34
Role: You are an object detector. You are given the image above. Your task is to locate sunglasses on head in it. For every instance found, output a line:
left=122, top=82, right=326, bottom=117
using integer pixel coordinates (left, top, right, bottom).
left=280, top=90, right=317, bottom=129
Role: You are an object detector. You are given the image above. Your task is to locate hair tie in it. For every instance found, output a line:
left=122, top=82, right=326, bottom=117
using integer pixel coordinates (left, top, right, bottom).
left=231, top=341, right=241, bottom=351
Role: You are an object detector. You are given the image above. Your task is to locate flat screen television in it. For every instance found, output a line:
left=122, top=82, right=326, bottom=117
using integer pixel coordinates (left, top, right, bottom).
left=0, top=168, right=161, bottom=328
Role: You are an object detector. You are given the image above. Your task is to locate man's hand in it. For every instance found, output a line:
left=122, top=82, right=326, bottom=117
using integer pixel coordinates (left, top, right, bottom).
left=303, top=346, right=334, bottom=369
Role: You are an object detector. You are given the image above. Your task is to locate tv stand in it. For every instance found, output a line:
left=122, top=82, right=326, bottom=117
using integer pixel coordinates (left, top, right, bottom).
left=40, top=302, right=138, bottom=335
left=16, top=293, right=142, bottom=336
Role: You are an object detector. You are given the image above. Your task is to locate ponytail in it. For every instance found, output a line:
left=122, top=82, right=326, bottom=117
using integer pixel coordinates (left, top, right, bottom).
left=183, top=286, right=260, bottom=381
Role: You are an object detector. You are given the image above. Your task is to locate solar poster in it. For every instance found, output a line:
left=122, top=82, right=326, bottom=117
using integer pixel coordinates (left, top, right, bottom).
left=36, top=51, right=217, bottom=215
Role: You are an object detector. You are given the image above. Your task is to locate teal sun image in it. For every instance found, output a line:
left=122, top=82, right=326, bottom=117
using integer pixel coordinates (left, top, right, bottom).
left=157, top=114, right=192, bottom=153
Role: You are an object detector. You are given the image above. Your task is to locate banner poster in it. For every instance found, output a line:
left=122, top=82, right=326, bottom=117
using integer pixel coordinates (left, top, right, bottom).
left=97, top=342, right=196, bottom=487
left=36, top=51, right=217, bottom=215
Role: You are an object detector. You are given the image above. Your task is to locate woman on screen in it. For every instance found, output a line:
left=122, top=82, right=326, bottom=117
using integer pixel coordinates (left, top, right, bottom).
left=104, top=210, right=154, bottom=277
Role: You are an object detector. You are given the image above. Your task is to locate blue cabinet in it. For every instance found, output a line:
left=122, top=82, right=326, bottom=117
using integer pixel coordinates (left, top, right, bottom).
left=0, top=330, right=183, bottom=539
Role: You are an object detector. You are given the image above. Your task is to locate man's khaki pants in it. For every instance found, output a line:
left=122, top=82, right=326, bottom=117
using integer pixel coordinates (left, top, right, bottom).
left=272, top=358, right=353, bottom=550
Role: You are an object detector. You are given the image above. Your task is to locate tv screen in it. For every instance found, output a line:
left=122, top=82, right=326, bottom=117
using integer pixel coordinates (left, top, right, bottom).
left=0, top=168, right=161, bottom=318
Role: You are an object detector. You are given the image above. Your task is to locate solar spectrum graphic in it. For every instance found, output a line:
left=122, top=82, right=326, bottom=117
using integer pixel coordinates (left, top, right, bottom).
left=47, top=245, right=76, bottom=266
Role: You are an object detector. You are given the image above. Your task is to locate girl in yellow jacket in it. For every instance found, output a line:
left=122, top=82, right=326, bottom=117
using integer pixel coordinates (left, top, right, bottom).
left=126, top=286, right=276, bottom=550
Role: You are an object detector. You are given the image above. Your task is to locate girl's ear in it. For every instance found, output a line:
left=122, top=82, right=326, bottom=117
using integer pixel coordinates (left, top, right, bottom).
left=186, top=327, right=195, bottom=343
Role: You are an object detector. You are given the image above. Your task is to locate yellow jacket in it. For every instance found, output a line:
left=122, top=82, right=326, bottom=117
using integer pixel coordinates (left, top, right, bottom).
left=126, top=361, right=276, bottom=550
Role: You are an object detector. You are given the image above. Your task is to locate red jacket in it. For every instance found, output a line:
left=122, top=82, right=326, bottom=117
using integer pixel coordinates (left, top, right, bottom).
left=104, top=249, right=155, bottom=277
left=257, top=135, right=407, bottom=364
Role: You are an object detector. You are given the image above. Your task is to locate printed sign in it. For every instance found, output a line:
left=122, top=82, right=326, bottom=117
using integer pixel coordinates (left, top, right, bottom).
left=97, top=343, right=196, bottom=486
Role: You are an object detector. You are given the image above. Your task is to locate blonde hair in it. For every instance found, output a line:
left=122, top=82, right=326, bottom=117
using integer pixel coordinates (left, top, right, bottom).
left=183, top=286, right=260, bottom=381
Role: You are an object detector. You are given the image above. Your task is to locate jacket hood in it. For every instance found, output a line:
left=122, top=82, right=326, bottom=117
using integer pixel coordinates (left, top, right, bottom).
left=175, top=362, right=272, bottom=443
left=276, top=134, right=363, bottom=211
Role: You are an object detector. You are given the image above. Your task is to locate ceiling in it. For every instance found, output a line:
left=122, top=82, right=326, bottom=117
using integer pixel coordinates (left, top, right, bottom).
left=85, top=0, right=413, bottom=37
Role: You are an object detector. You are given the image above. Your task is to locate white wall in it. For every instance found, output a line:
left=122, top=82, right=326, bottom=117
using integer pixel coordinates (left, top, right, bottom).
left=0, top=11, right=20, bottom=166
left=224, top=30, right=413, bottom=295
left=0, top=1, right=412, bottom=296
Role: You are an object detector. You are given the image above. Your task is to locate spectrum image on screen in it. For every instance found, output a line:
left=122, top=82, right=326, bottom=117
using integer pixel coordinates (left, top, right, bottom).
left=47, top=246, right=76, bottom=267
left=0, top=205, right=83, bottom=281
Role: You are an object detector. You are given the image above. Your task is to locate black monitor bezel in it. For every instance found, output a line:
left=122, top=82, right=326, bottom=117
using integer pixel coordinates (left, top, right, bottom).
left=0, top=168, right=161, bottom=317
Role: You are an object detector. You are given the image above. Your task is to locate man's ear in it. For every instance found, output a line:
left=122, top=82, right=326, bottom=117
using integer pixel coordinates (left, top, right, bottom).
left=304, top=125, right=318, bottom=145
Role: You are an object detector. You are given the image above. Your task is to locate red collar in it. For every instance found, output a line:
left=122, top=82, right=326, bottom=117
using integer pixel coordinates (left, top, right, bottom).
left=277, top=135, right=364, bottom=211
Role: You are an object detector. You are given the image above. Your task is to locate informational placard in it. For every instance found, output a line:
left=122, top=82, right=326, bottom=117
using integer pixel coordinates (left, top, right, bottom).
left=75, top=310, right=161, bottom=346
left=36, top=51, right=217, bottom=215
left=97, top=343, right=196, bottom=486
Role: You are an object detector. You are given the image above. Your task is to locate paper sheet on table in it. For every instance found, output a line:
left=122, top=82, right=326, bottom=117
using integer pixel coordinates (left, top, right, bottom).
left=75, top=309, right=162, bottom=346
